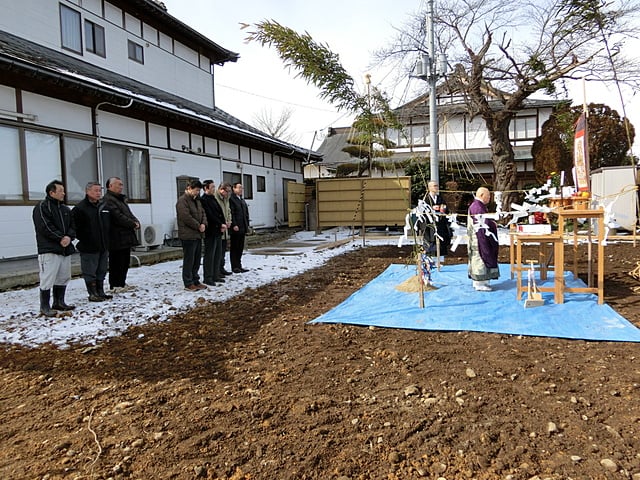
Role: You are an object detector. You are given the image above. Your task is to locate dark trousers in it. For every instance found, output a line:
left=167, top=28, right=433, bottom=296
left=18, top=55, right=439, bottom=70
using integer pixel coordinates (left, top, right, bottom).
left=181, top=239, right=202, bottom=287
left=220, top=238, right=228, bottom=271
left=80, top=251, right=109, bottom=283
left=203, top=235, right=223, bottom=283
left=230, top=232, right=246, bottom=270
left=109, top=248, right=131, bottom=288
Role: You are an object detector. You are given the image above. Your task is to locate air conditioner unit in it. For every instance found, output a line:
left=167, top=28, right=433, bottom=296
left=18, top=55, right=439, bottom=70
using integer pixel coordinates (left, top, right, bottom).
left=136, top=224, right=162, bottom=249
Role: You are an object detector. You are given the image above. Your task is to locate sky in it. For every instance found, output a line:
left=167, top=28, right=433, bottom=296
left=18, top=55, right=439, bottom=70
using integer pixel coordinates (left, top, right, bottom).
left=159, top=0, right=640, bottom=155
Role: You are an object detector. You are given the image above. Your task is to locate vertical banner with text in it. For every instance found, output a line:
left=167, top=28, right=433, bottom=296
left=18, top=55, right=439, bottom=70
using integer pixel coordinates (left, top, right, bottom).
left=573, top=112, right=590, bottom=192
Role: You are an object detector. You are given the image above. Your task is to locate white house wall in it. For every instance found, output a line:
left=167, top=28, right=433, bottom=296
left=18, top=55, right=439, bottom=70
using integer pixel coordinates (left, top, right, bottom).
left=169, top=129, right=190, bottom=152
left=0, top=0, right=308, bottom=259
left=219, top=141, right=238, bottom=159
left=441, top=115, right=465, bottom=150
left=0, top=85, right=303, bottom=258
left=82, top=0, right=102, bottom=17
left=190, top=134, right=204, bottom=153
left=0, top=0, right=59, bottom=51
left=22, top=93, right=93, bottom=135
left=149, top=123, right=169, bottom=148
left=147, top=151, right=225, bottom=237
left=204, top=137, right=219, bottom=156
left=0, top=85, right=16, bottom=111
left=0, top=0, right=214, bottom=107
left=98, top=111, right=146, bottom=144
left=1, top=206, right=36, bottom=259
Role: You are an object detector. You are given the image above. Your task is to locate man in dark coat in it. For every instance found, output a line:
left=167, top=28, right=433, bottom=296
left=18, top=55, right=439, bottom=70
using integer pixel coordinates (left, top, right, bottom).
left=201, top=180, right=228, bottom=286
left=176, top=179, right=207, bottom=291
left=229, top=182, right=251, bottom=273
left=104, top=177, right=140, bottom=293
left=422, top=180, right=452, bottom=259
left=32, top=180, right=76, bottom=316
left=72, top=182, right=111, bottom=301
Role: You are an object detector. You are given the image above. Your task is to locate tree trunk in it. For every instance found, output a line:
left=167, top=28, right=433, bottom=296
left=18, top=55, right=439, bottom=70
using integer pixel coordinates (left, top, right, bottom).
left=486, top=116, right=519, bottom=214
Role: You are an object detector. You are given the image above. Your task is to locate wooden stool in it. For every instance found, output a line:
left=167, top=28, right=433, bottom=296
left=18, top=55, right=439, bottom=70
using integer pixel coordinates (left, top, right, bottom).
left=511, top=233, right=564, bottom=304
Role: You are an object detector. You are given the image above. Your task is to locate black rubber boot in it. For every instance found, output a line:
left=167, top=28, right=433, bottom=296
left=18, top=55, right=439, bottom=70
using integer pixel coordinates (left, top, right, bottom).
left=96, top=280, right=113, bottom=300
left=52, top=285, right=75, bottom=311
left=86, top=281, right=105, bottom=302
left=39, top=289, right=57, bottom=317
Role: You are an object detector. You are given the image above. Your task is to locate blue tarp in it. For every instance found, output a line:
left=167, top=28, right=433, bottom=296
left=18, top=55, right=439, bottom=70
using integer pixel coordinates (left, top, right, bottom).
left=310, top=263, right=640, bottom=342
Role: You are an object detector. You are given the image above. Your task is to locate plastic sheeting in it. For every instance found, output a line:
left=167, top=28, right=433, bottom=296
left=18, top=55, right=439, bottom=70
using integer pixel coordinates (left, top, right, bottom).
left=310, top=263, right=640, bottom=342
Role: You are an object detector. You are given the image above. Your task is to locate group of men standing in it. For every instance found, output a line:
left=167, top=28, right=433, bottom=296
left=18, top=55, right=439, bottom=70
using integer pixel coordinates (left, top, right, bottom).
left=32, top=175, right=496, bottom=315
left=32, top=178, right=140, bottom=316
left=175, top=180, right=250, bottom=291
left=32, top=176, right=251, bottom=315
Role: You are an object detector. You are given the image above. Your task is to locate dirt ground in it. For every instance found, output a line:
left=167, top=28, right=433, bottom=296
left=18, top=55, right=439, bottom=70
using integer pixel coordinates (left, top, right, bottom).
left=1, top=241, right=640, bottom=480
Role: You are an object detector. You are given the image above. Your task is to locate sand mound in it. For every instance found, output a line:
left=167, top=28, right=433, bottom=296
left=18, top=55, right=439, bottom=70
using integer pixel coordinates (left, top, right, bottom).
left=395, top=274, right=438, bottom=293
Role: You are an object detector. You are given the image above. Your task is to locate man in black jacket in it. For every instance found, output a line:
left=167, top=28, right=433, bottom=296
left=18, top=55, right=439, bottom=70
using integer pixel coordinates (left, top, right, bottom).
left=72, top=182, right=111, bottom=302
left=422, top=180, right=452, bottom=261
left=32, top=180, right=76, bottom=316
left=104, top=177, right=140, bottom=293
left=201, top=180, right=227, bottom=286
left=229, top=182, right=250, bottom=273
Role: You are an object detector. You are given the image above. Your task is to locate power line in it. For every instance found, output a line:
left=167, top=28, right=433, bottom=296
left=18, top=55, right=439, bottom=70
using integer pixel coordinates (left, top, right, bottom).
left=216, top=83, right=338, bottom=113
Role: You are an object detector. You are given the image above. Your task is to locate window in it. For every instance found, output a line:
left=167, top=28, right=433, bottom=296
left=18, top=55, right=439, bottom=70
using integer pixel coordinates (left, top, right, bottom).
left=242, top=174, right=253, bottom=200
left=386, top=128, right=400, bottom=148
left=128, top=40, right=144, bottom=63
left=85, top=20, right=105, bottom=57
left=26, top=131, right=62, bottom=201
left=64, top=136, right=97, bottom=202
left=257, top=176, right=266, bottom=192
left=223, top=171, right=241, bottom=187
left=0, top=125, right=150, bottom=205
left=0, top=125, right=23, bottom=201
left=60, top=4, right=82, bottom=53
left=410, top=124, right=428, bottom=146
left=176, top=175, right=199, bottom=202
left=102, top=143, right=150, bottom=202
left=513, top=116, right=538, bottom=140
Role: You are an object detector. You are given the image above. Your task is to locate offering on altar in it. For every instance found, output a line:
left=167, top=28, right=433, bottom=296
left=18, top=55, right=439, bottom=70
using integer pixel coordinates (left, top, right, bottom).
left=547, top=196, right=573, bottom=209
left=570, top=191, right=591, bottom=210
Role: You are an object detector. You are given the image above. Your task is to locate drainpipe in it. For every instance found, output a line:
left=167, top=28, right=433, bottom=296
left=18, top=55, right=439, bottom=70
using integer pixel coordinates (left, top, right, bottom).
left=95, top=99, right=133, bottom=185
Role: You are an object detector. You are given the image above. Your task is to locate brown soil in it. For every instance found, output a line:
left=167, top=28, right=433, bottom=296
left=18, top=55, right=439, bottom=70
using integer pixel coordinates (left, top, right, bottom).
left=1, top=242, right=640, bottom=480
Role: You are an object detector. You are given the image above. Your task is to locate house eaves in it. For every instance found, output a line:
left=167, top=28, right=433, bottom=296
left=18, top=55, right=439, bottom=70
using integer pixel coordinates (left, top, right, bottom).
left=396, top=96, right=564, bottom=120
left=0, top=31, right=320, bottom=162
left=107, top=0, right=238, bottom=65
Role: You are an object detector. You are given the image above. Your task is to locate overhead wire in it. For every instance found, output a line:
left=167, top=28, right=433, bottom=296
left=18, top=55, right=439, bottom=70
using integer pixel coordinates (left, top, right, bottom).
left=216, top=83, right=339, bottom=113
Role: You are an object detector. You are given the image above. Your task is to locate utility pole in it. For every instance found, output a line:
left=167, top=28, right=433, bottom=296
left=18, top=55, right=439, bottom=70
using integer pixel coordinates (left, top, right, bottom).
left=414, top=0, right=447, bottom=184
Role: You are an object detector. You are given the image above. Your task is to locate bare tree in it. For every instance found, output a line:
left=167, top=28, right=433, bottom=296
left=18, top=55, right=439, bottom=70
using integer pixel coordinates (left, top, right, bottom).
left=253, top=107, right=301, bottom=144
left=376, top=0, right=640, bottom=209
